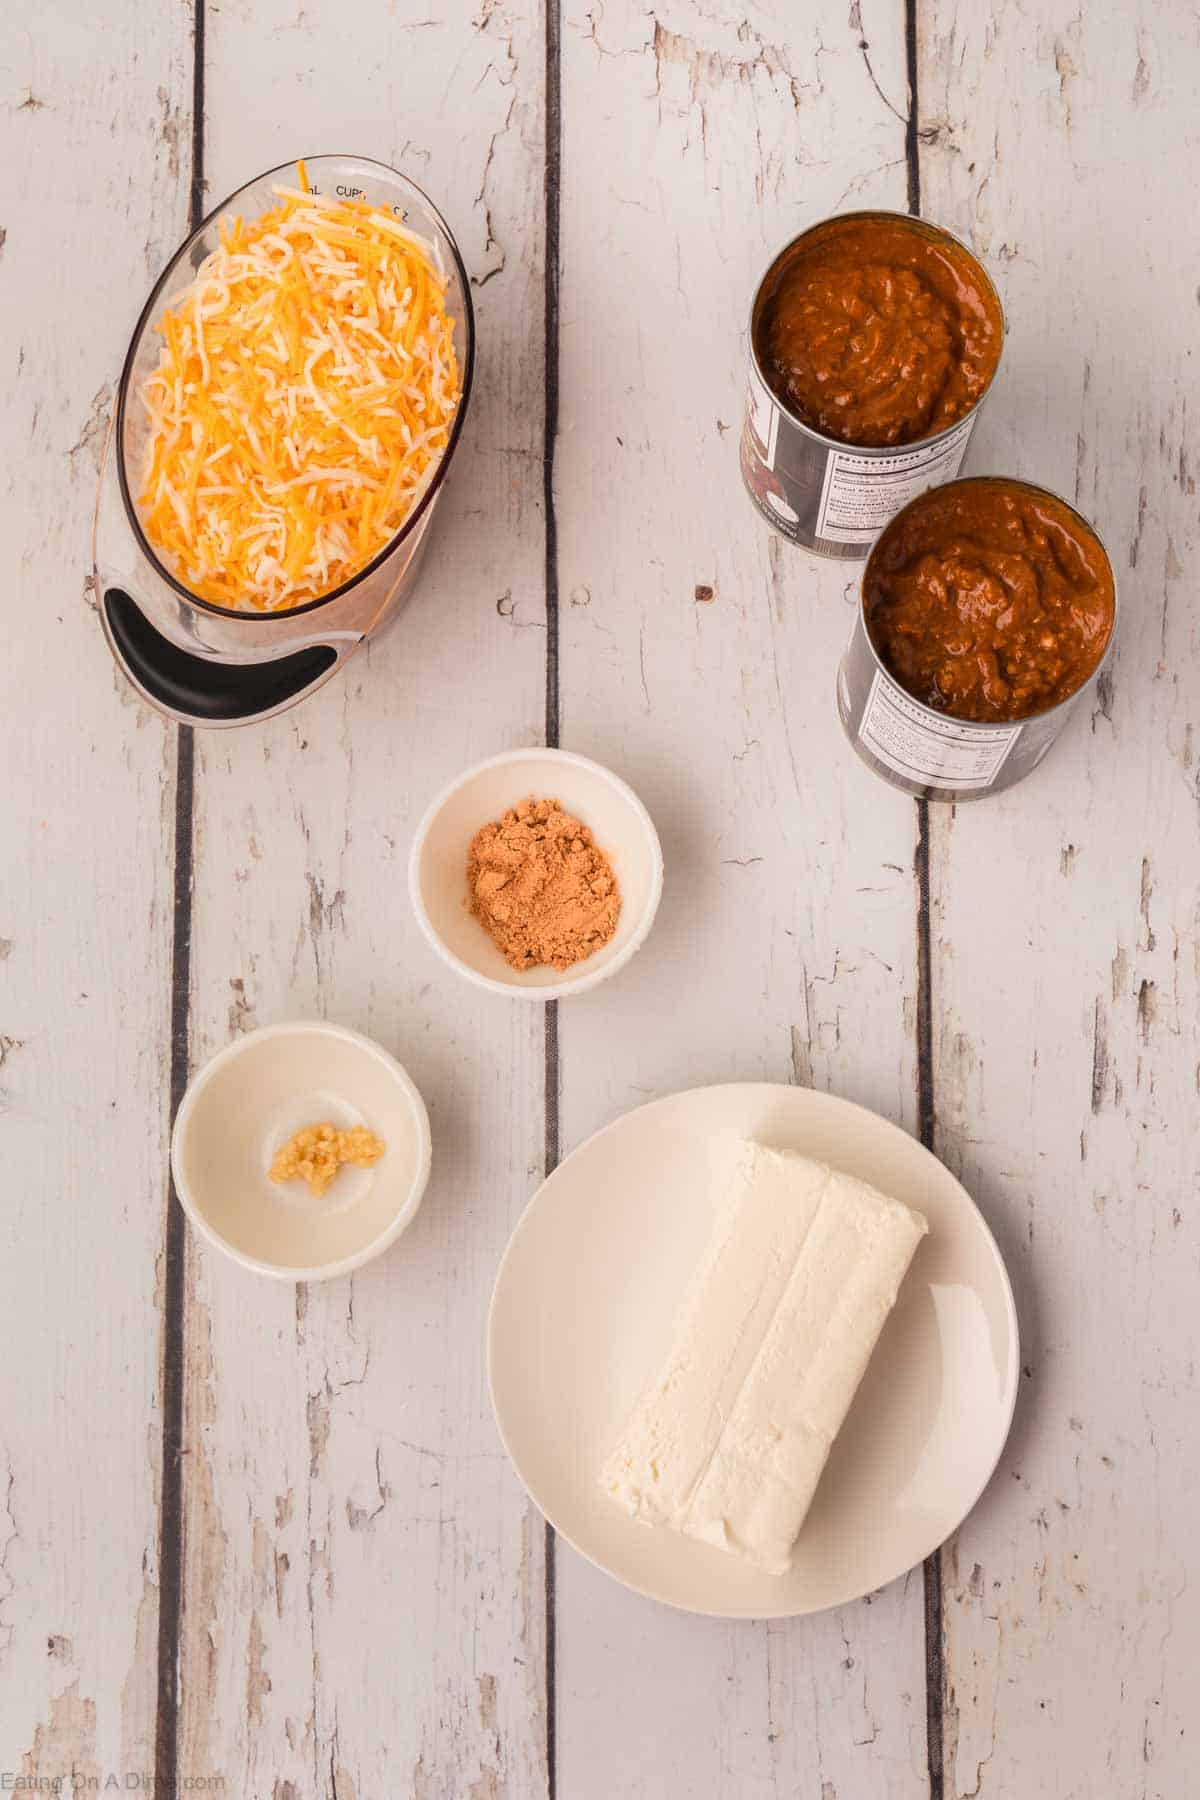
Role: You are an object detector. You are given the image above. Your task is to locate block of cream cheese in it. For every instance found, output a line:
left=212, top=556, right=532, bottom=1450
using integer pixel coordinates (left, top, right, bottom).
left=599, top=1142, right=928, bottom=1574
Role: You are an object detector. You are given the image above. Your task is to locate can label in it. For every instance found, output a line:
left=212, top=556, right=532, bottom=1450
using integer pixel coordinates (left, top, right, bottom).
left=746, top=360, right=780, bottom=467
left=815, top=415, right=976, bottom=545
left=742, top=361, right=806, bottom=530
left=858, top=670, right=1021, bottom=790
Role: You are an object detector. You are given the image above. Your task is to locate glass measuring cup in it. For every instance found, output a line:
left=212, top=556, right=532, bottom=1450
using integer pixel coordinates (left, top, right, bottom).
left=94, top=154, right=475, bottom=725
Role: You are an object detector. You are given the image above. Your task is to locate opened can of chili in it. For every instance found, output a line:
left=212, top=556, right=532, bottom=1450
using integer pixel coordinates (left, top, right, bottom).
left=741, top=211, right=1005, bottom=559
left=837, top=476, right=1117, bottom=801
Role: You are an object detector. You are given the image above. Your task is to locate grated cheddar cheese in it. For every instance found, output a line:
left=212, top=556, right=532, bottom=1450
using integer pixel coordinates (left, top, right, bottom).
left=137, top=163, right=462, bottom=612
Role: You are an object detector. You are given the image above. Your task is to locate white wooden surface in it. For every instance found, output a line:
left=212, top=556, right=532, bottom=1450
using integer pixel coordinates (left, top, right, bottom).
left=1, top=1, right=1195, bottom=1797
left=920, top=8, right=1200, bottom=1796
left=0, top=4, right=191, bottom=1786
left=555, top=4, right=926, bottom=1794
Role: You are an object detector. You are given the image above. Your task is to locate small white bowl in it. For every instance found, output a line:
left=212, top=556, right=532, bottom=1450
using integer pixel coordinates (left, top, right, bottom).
left=409, top=748, right=664, bottom=1000
left=170, top=1022, right=432, bottom=1280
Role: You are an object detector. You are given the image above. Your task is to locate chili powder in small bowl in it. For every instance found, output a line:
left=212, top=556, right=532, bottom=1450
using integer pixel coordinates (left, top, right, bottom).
left=408, top=748, right=664, bottom=1001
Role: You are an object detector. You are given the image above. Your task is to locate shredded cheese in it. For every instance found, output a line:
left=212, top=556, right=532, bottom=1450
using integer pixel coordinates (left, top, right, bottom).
left=137, top=164, right=462, bottom=612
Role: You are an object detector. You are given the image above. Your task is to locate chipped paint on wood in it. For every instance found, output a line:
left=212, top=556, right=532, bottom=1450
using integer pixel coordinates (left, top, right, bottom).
left=921, top=1, right=1200, bottom=1792
left=175, top=0, right=551, bottom=1789
left=178, top=1288, right=231, bottom=1778
left=0, top=0, right=192, bottom=1778
left=20, top=1685, right=101, bottom=1790
left=552, top=0, right=925, bottom=1792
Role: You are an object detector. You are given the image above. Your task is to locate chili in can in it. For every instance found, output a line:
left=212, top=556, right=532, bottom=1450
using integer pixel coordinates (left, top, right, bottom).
left=837, top=476, right=1117, bottom=800
left=741, top=211, right=1005, bottom=559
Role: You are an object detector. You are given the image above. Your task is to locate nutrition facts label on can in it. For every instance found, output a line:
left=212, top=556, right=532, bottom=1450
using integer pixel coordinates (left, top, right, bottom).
left=858, top=671, right=1021, bottom=789
left=816, top=415, right=975, bottom=545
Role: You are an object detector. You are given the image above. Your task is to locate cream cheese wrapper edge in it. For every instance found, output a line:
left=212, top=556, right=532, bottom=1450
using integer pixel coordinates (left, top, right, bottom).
left=599, top=1141, right=929, bottom=1575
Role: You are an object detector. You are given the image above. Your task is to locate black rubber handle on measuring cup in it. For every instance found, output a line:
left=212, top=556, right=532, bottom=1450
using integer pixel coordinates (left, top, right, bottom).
left=103, top=589, right=338, bottom=724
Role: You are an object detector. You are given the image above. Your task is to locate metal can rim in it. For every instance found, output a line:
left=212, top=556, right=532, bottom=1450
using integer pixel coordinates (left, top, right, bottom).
left=748, top=209, right=1007, bottom=460
left=856, top=473, right=1120, bottom=733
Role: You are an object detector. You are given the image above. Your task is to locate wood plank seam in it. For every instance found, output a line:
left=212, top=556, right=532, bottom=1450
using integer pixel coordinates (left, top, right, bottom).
left=154, top=0, right=205, bottom=1786
left=543, top=0, right=563, bottom=1791
left=916, top=799, right=945, bottom=1800
left=906, top=0, right=947, bottom=1793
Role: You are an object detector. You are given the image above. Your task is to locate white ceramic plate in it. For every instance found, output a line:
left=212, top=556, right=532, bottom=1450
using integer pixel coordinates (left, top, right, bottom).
left=488, top=1083, right=1018, bottom=1617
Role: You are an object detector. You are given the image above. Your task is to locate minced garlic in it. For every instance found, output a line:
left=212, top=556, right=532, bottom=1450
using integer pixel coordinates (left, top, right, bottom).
left=268, top=1122, right=385, bottom=1198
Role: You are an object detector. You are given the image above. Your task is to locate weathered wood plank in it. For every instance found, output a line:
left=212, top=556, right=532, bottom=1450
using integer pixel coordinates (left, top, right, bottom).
left=554, top=1, right=929, bottom=1792
left=919, top=4, right=1200, bottom=1794
left=178, top=0, right=550, bottom=1790
left=0, top=0, right=192, bottom=1780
